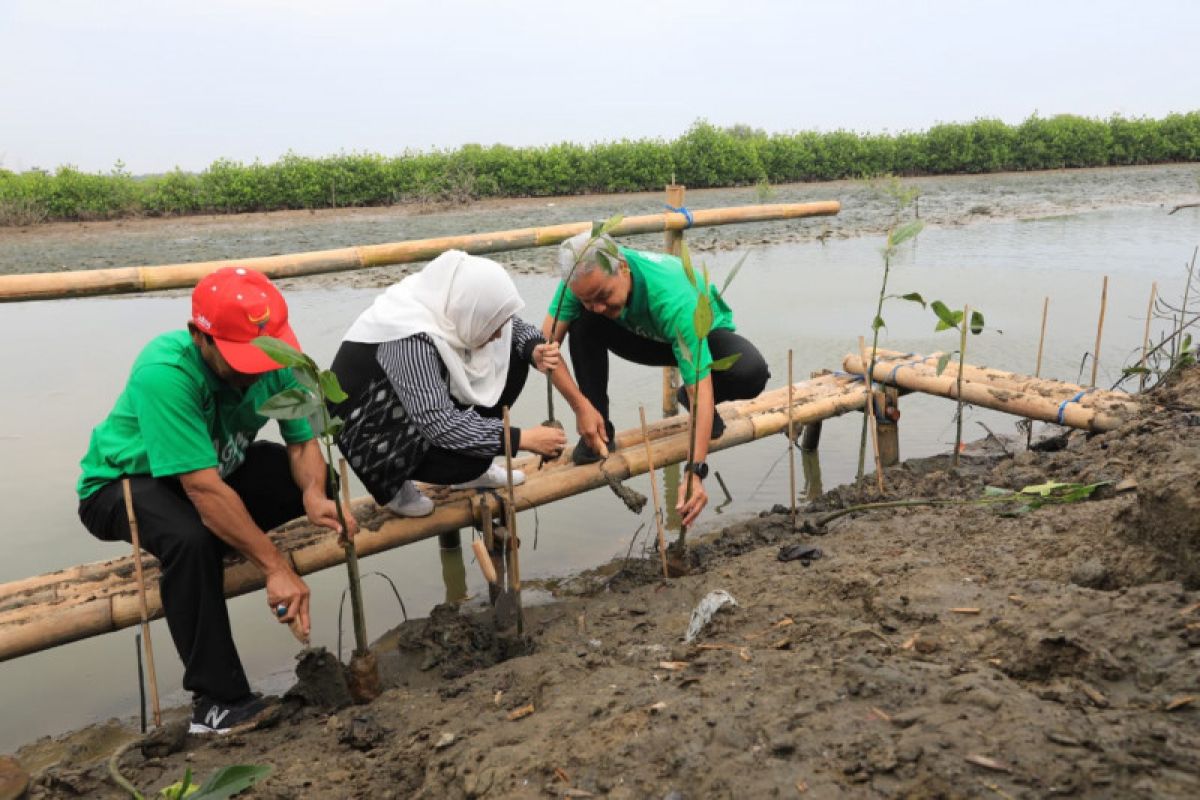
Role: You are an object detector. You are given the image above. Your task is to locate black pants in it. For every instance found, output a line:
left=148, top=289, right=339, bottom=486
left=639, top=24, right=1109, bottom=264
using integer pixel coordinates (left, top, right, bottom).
left=567, top=313, right=770, bottom=421
left=78, top=442, right=303, bottom=703
left=407, top=352, right=533, bottom=486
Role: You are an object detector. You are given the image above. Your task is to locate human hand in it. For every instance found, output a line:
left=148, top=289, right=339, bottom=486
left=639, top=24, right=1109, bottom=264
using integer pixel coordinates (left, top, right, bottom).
left=520, top=425, right=567, bottom=458
left=676, top=473, right=708, bottom=528
left=576, top=405, right=608, bottom=455
left=265, top=566, right=311, bottom=639
left=532, top=342, right=561, bottom=374
left=304, top=490, right=358, bottom=544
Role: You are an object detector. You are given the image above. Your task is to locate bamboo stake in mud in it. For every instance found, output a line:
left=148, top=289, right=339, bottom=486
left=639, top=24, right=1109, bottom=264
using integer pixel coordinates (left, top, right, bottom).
left=1027, top=296, right=1050, bottom=450
left=856, top=337, right=885, bottom=492
left=501, top=407, right=523, bottom=634
left=787, top=349, right=797, bottom=525
left=639, top=406, right=669, bottom=580
left=662, top=184, right=686, bottom=416
left=953, top=306, right=969, bottom=468
left=1140, top=282, right=1157, bottom=392
left=338, top=459, right=368, bottom=656
left=121, top=479, right=160, bottom=728
left=1091, top=276, right=1108, bottom=388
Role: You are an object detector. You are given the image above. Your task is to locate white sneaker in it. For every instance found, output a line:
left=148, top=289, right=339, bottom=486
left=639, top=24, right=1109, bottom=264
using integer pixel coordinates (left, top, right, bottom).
left=452, top=463, right=526, bottom=490
left=386, top=481, right=434, bottom=517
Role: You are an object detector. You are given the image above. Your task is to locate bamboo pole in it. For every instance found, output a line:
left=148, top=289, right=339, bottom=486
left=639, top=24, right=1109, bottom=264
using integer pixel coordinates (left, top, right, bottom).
left=842, top=354, right=1130, bottom=431
left=787, top=350, right=797, bottom=524
left=0, top=375, right=874, bottom=661
left=662, top=185, right=686, bottom=415
left=864, top=349, right=1139, bottom=413
left=857, top=337, right=886, bottom=491
left=639, top=407, right=669, bottom=580
left=1140, top=282, right=1157, bottom=391
left=0, top=201, right=841, bottom=302
left=122, top=479, right=160, bottom=728
left=1091, top=276, right=1108, bottom=388
left=501, top=407, right=522, bottom=635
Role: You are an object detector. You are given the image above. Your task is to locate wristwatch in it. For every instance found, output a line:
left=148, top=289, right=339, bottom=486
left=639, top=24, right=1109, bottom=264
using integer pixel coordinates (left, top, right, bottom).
left=687, top=461, right=709, bottom=479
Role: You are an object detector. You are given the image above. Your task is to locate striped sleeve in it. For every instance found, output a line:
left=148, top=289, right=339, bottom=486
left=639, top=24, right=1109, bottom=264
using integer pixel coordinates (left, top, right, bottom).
left=376, top=335, right=514, bottom=458
left=511, top=317, right=545, bottom=363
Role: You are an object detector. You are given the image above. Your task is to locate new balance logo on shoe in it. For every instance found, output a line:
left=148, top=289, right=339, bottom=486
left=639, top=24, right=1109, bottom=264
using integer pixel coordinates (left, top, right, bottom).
left=189, top=694, right=270, bottom=735
left=204, top=706, right=231, bottom=730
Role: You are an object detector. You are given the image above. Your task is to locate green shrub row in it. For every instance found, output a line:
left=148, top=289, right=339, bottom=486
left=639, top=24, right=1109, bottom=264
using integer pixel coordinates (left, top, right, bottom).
left=2, top=113, right=1198, bottom=224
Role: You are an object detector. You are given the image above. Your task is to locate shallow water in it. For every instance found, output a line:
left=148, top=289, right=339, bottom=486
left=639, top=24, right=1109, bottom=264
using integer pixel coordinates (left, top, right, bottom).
left=1, top=169, right=1198, bottom=754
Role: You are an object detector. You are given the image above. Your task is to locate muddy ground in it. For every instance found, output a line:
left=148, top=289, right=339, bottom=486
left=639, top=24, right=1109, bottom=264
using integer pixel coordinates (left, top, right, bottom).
left=10, top=366, right=1199, bottom=798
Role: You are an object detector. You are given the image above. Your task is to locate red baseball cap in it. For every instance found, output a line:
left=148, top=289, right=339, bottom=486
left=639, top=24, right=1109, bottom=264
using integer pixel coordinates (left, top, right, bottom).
left=191, top=267, right=302, bottom=374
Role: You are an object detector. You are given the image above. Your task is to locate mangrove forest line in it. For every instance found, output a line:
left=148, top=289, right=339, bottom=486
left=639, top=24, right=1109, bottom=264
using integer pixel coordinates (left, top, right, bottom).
left=2, top=113, right=1198, bottom=226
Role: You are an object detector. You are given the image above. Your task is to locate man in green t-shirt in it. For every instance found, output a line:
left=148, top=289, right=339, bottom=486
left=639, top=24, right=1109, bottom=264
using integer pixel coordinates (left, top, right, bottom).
left=542, top=231, right=769, bottom=527
left=77, top=267, right=354, bottom=735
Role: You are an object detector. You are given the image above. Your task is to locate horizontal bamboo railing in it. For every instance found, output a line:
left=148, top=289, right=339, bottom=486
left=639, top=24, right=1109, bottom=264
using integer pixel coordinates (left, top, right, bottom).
left=0, top=372, right=867, bottom=661
left=843, top=351, right=1139, bottom=432
left=0, top=201, right=840, bottom=302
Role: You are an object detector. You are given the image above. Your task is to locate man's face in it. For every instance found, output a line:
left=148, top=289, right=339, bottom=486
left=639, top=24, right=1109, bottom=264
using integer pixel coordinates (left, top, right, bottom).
left=190, top=326, right=261, bottom=389
left=569, top=263, right=630, bottom=319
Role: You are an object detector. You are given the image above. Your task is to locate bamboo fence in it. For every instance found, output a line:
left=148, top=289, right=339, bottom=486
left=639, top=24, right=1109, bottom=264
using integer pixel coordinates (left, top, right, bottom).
left=0, top=201, right=840, bottom=302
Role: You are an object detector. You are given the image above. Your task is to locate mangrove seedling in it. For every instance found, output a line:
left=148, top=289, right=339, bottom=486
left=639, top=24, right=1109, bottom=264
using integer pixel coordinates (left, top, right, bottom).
left=928, top=301, right=988, bottom=468
left=856, top=179, right=926, bottom=482
left=159, top=765, right=273, bottom=800
left=673, top=241, right=744, bottom=552
left=251, top=336, right=380, bottom=701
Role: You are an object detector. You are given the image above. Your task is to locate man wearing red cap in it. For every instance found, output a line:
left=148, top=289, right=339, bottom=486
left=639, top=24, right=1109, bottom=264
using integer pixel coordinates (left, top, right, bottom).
left=76, top=267, right=352, bottom=735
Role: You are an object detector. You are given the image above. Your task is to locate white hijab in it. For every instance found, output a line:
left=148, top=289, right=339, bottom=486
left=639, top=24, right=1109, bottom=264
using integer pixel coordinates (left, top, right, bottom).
left=343, top=250, right=524, bottom=407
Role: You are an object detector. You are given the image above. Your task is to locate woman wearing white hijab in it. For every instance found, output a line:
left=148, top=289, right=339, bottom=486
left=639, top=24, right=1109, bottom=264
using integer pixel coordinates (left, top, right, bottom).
left=331, top=250, right=567, bottom=516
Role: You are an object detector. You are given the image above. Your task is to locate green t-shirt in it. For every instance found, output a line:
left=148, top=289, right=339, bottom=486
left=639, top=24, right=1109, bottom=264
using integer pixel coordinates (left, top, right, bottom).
left=77, top=330, right=314, bottom=499
left=549, top=247, right=736, bottom=384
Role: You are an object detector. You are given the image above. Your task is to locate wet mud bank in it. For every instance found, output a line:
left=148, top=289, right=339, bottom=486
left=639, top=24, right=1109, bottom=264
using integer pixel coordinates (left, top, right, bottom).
left=12, top=367, right=1200, bottom=798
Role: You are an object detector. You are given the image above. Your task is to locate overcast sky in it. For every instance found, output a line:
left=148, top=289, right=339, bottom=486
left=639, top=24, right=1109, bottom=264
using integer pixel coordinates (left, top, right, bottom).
left=1, top=0, right=1195, bottom=174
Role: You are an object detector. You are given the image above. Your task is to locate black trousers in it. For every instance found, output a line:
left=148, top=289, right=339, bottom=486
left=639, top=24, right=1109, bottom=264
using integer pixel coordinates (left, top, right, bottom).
left=567, top=313, right=771, bottom=422
left=78, top=442, right=304, bottom=703
left=407, top=352, right=533, bottom=486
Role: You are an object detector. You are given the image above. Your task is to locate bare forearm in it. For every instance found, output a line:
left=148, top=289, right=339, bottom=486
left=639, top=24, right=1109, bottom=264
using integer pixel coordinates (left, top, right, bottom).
left=688, top=377, right=715, bottom=464
left=288, top=439, right=331, bottom=501
left=183, top=478, right=288, bottom=574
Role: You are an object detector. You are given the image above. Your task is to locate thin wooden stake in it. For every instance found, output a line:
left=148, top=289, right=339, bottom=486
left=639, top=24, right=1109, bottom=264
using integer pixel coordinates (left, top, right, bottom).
left=639, top=406, right=669, bottom=580
left=1027, top=296, right=1050, bottom=450
left=501, top=408, right=523, bottom=633
left=954, top=306, right=969, bottom=468
left=122, top=479, right=161, bottom=728
left=857, top=337, right=885, bottom=493
left=1091, top=276, right=1108, bottom=388
left=1140, top=282, right=1157, bottom=391
left=787, top=349, right=797, bottom=526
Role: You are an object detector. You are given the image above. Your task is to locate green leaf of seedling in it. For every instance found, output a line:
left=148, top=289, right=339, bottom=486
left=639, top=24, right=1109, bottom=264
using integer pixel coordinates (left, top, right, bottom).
left=291, top=366, right=319, bottom=393
left=259, top=388, right=320, bottom=420
left=900, top=292, right=926, bottom=308
left=969, top=310, right=985, bottom=335
left=680, top=242, right=697, bottom=288
left=930, top=300, right=958, bottom=330
left=325, top=416, right=344, bottom=439
left=161, top=766, right=195, bottom=798
left=1019, top=481, right=1071, bottom=497
left=702, top=262, right=711, bottom=290
left=193, top=764, right=273, bottom=800
left=871, top=314, right=886, bottom=332
left=595, top=250, right=612, bottom=274
left=590, top=220, right=604, bottom=238
left=710, top=353, right=742, bottom=372
left=599, top=213, right=624, bottom=235
left=319, top=369, right=348, bottom=403
left=982, top=486, right=1012, bottom=497
left=252, top=336, right=308, bottom=369
left=889, top=219, right=924, bottom=248
left=935, top=352, right=953, bottom=376
left=1121, top=366, right=1151, bottom=376
left=720, top=253, right=748, bottom=296
left=693, top=293, right=714, bottom=340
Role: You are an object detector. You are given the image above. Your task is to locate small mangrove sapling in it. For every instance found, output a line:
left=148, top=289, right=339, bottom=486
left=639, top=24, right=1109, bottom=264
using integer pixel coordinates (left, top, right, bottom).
left=928, top=301, right=988, bottom=467
left=251, top=336, right=380, bottom=700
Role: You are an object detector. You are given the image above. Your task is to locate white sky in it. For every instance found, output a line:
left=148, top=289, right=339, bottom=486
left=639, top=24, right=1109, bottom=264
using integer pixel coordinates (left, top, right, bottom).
left=0, top=0, right=1196, bottom=174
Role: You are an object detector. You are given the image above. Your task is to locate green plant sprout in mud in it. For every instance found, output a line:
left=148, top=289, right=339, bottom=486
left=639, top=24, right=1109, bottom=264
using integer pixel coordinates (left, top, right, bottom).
left=857, top=177, right=926, bottom=482
left=928, top=300, right=990, bottom=467
left=1118, top=245, right=1199, bottom=392
left=251, top=337, right=379, bottom=698
left=159, top=765, right=272, bottom=800
left=673, top=241, right=744, bottom=551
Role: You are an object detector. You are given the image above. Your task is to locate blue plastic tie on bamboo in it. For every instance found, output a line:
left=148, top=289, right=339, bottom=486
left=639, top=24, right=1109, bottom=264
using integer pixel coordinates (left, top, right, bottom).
left=665, top=204, right=694, bottom=229
left=882, top=353, right=922, bottom=384
left=1055, top=389, right=1094, bottom=425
